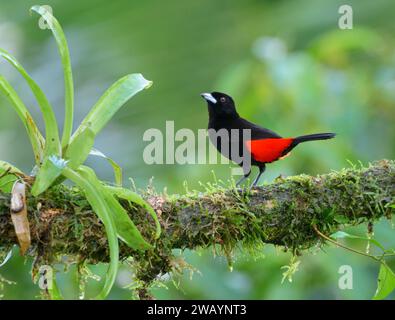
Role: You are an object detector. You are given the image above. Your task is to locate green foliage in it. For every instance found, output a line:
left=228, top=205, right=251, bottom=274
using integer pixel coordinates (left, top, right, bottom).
left=62, top=167, right=119, bottom=299
left=0, top=5, right=161, bottom=299
left=31, top=156, right=65, bottom=196
left=72, top=74, right=152, bottom=137
left=64, top=126, right=95, bottom=169
left=30, top=5, right=74, bottom=151
left=78, top=165, right=152, bottom=250
left=0, top=48, right=60, bottom=157
left=47, top=272, right=63, bottom=300
left=0, top=76, right=44, bottom=164
left=106, top=185, right=162, bottom=239
left=373, top=263, right=395, bottom=300
left=90, top=149, right=123, bottom=187
left=0, top=161, right=22, bottom=193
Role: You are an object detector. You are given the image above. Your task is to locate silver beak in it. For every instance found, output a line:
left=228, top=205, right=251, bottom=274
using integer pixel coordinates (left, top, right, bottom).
left=200, top=93, right=217, bottom=104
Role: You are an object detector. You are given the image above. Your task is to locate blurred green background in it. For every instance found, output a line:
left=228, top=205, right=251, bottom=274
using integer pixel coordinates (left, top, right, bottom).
left=0, top=0, right=394, bottom=299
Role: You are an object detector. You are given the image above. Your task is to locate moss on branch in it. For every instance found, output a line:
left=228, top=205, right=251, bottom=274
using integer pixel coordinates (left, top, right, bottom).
left=0, top=160, right=394, bottom=291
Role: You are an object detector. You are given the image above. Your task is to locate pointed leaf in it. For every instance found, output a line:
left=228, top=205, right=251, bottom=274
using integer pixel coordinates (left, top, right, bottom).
left=0, top=161, right=23, bottom=193
left=0, top=48, right=60, bottom=156
left=0, top=76, right=44, bottom=163
left=89, top=148, right=122, bottom=186
left=102, top=189, right=152, bottom=251
left=62, top=167, right=118, bottom=300
left=373, top=262, right=395, bottom=300
left=73, top=74, right=152, bottom=137
left=78, top=166, right=152, bottom=250
left=0, top=161, right=23, bottom=174
left=105, top=185, right=161, bottom=239
left=31, top=5, right=74, bottom=150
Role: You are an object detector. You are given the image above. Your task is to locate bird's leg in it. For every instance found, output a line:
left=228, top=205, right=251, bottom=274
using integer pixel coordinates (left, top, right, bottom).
left=236, top=171, right=251, bottom=187
left=250, top=165, right=266, bottom=188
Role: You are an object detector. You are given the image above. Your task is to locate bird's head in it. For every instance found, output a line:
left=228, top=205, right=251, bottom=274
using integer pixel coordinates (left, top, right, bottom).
left=201, top=92, right=239, bottom=119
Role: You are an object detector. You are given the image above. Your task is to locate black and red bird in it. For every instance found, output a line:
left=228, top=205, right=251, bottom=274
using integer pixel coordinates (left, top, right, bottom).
left=201, top=92, right=335, bottom=187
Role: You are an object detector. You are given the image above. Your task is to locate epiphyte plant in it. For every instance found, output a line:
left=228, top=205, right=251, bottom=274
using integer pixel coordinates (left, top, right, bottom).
left=0, top=5, right=161, bottom=299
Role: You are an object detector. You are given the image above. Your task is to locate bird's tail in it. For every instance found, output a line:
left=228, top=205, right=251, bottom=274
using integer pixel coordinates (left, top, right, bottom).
left=280, top=133, right=335, bottom=156
left=293, top=133, right=336, bottom=145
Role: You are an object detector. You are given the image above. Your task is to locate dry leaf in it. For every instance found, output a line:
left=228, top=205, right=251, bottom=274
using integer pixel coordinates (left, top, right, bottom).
left=10, top=181, right=31, bottom=255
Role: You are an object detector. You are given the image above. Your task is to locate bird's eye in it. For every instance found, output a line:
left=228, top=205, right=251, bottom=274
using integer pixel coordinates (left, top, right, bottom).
left=220, top=97, right=226, bottom=103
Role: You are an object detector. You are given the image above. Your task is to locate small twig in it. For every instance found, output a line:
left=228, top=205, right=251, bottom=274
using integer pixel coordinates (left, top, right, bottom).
left=312, top=224, right=381, bottom=262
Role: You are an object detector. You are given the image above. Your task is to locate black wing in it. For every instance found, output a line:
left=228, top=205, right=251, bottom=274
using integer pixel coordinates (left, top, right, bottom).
left=236, top=117, right=281, bottom=140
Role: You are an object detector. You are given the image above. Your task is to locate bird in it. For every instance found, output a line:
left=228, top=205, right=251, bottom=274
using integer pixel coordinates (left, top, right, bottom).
left=201, top=91, right=335, bottom=188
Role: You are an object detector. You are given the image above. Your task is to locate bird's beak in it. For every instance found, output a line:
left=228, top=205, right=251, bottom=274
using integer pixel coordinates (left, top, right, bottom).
left=200, top=93, right=217, bottom=104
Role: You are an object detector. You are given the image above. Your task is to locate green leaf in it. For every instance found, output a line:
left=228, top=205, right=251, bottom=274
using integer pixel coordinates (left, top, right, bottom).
left=333, top=214, right=349, bottom=224
left=0, top=175, right=18, bottom=194
left=0, top=76, right=45, bottom=164
left=330, top=230, right=385, bottom=251
left=31, top=5, right=74, bottom=151
left=48, top=272, right=63, bottom=300
left=62, top=167, right=118, bottom=300
left=31, top=156, right=68, bottom=196
left=0, top=161, right=23, bottom=193
left=64, top=126, right=95, bottom=169
left=373, top=262, right=395, bottom=300
left=73, top=74, right=152, bottom=137
left=102, top=189, right=152, bottom=251
left=330, top=231, right=354, bottom=239
left=0, top=160, right=23, bottom=175
left=0, top=249, right=13, bottom=268
left=0, top=48, right=60, bottom=157
left=105, top=185, right=161, bottom=240
left=89, top=148, right=122, bottom=186
left=78, top=166, right=152, bottom=250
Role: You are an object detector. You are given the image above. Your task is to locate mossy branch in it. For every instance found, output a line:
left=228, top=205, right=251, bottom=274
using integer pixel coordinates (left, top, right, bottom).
left=0, top=160, right=394, bottom=285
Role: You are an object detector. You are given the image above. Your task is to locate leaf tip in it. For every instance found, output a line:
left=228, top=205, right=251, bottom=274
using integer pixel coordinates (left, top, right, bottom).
left=145, top=80, right=153, bottom=89
left=133, top=73, right=153, bottom=89
left=29, top=5, right=42, bottom=15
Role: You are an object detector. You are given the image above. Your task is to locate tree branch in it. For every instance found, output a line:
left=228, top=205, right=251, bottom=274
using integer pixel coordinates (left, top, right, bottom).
left=0, top=160, right=394, bottom=284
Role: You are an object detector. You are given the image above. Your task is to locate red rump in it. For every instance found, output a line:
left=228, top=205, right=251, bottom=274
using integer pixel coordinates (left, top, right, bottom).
left=246, top=138, right=293, bottom=163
